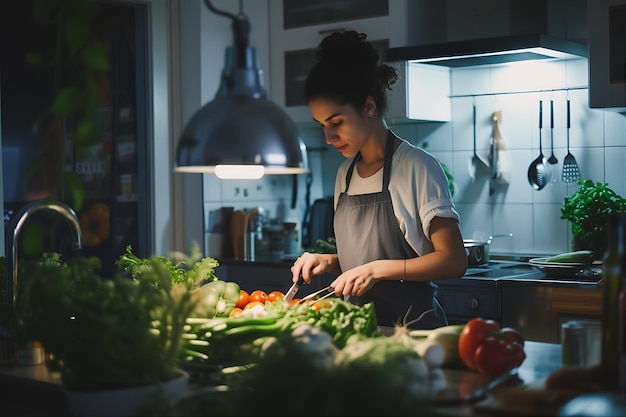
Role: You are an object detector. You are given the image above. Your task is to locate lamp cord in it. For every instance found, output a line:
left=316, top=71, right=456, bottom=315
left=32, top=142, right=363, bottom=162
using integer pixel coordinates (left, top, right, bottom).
left=203, top=0, right=236, bottom=20
left=204, top=0, right=250, bottom=53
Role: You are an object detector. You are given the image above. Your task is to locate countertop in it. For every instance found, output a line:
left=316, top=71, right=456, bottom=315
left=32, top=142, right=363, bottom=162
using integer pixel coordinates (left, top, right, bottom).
left=437, top=259, right=602, bottom=289
left=0, top=341, right=591, bottom=416
left=217, top=255, right=602, bottom=289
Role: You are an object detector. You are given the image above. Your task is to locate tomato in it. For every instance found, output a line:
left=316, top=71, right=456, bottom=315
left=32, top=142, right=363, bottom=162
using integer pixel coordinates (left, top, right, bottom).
left=289, top=298, right=302, bottom=307
left=236, top=290, right=250, bottom=309
left=459, top=318, right=527, bottom=376
left=243, top=301, right=264, bottom=310
left=267, top=291, right=284, bottom=303
left=458, top=318, right=501, bottom=370
left=249, top=290, right=267, bottom=304
left=311, top=299, right=333, bottom=312
left=229, top=307, right=243, bottom=317
left=474, top=337, right=526, bottom=378
left=501, top=327, right=525, bottom=347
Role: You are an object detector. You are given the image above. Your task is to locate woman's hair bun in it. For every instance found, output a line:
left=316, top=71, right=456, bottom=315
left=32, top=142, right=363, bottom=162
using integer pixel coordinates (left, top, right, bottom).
left=305, top=30, right=398, bottom=114
left=315, top=31, right=379, bottom=69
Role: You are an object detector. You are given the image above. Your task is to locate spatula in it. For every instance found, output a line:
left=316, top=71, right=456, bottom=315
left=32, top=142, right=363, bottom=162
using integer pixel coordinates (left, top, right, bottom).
left=562, top=98, right=580, bottom=183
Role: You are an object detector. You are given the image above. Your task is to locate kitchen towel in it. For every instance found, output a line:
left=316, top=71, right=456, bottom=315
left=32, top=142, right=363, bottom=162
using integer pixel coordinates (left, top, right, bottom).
left=490, top=111, right=511, bottom=187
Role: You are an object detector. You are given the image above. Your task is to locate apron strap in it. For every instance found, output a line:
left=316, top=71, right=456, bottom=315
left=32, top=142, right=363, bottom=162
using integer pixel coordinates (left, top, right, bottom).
left=344, top=154, right=360, bottom=192
left=382, top=130, right=394, bottom=190
left=344, top=130, right=395, bottom=192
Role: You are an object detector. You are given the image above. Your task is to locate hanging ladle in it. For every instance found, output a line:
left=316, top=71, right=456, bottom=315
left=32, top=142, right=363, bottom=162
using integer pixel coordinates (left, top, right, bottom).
left=468, top=103, right=490, bottom=182
left=546, top=99, right=559, bottom=183
left=528, top=100, right=547, bottom=190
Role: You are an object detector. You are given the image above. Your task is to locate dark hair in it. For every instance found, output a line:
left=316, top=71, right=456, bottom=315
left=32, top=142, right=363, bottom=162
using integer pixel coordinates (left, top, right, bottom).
left=304, top=31, right=398, bottom=116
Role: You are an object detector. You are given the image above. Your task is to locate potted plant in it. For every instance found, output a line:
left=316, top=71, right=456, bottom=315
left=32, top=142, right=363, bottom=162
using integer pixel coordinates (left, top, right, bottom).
left=3, top=245, right=222, bottom=416
left=561, top=179, right=626, bottom=258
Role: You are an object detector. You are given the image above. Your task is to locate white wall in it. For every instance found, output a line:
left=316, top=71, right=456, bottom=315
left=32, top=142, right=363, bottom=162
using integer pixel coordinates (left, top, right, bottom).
left=198, top=2, right=626, bottom=260
left=207, top=56, right=626, bottom=259
left=389, top=58, right=626, bottom=257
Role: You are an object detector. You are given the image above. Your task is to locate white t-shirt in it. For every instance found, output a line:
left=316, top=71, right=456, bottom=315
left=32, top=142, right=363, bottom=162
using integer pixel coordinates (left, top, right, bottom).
left=333, top=140, right=459, bottom=256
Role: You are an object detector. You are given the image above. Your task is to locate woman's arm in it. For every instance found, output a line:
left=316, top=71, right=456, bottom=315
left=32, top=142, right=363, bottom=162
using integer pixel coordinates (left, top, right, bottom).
left=331, top=216, right=467, bottom=297
left=403, top=216, right=467, bottom=281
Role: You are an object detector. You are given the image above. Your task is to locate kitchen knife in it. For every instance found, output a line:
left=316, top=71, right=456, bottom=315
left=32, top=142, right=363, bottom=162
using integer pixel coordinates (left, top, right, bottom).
left=283, top=274, right=305, bottom=302
left=433, top=366, right=520, bottom=404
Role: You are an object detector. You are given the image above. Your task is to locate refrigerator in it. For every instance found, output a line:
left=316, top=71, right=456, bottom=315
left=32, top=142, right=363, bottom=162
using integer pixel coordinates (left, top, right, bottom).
left=1, top=1, right=152, bottom=278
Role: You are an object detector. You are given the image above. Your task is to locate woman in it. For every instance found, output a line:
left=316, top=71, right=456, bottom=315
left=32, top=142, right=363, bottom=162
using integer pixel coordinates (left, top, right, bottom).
left=291, top=31, right=467, bottom=330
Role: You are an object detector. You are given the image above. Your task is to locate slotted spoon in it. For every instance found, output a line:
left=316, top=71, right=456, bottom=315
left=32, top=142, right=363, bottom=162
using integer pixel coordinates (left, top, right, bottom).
left=547, top=99, right=558, bottom=183
left=562, top=98, right=580, bottom=183
left=528, top=100, right=547, bottom=190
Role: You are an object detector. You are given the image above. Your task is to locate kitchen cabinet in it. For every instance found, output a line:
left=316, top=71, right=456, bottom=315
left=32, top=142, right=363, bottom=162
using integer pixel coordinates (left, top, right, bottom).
left=268, top=0, right=451, bottom=124
left=436, top=262, right=602, bottom=344
left=588, top=0, right=626, bottom=112
left=501, top=281, right=601, bottom=344
left=386, top=62, right=451, bottom=123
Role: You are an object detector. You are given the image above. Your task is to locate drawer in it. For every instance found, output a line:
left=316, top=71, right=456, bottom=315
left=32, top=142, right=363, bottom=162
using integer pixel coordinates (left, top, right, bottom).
left=437, top=286, right=501, bottom=321
left=547, top=287, right=602, bottom=316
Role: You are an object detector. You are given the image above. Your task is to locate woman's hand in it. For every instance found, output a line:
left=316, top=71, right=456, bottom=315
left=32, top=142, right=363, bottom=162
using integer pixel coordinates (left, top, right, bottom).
left=290, top=252, right=339, bottom=284
left=332, top=262, right=377, bottom=297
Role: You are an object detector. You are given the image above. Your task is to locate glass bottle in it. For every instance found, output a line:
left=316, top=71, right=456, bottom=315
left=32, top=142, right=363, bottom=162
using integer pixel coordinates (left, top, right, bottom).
left=601, top=213, right=626, bottom=389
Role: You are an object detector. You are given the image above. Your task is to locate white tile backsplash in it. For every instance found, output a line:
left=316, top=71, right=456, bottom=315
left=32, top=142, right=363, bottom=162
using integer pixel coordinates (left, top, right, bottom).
left=202, top=56, right=626, bottom=259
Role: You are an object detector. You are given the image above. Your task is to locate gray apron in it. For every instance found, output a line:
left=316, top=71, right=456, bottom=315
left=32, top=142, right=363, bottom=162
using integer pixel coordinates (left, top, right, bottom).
left=334, top=132, right=447, bottom=330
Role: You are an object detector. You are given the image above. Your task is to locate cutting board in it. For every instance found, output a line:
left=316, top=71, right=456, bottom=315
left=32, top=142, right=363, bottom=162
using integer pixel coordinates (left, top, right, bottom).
left=231, top=209, right=258, bottom=260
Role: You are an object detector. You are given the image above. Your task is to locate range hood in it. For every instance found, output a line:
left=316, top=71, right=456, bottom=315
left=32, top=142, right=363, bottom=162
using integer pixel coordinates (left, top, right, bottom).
left=386, top=34, right=588, bottom=67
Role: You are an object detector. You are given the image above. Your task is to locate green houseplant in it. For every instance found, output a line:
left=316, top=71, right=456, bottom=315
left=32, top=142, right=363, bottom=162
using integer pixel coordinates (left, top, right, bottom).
left=2, top=246, right=225, bottom=415
left=561, top=179, right=626, bottom=258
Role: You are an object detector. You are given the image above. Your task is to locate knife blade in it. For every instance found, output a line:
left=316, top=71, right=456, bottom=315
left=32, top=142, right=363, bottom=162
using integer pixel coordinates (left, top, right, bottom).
left=433, top=366, right=520, bottom=404
left=283, top=274, right=305, bottom=302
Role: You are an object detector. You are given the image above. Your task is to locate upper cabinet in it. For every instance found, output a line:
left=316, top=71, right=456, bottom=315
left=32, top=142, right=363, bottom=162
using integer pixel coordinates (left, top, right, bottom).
left=588, top=0, right=626, bottom=112
left=268, top=0, right=451, bottom=124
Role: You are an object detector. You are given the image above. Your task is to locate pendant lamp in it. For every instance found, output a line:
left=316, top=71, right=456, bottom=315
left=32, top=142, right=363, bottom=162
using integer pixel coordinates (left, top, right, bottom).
left=174, top=0, right=308, bottom=179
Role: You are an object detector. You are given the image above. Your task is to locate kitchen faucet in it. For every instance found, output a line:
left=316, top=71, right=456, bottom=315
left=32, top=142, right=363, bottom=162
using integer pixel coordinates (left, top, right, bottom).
left=5, top=198, right=82, bottom=307
left=1, top=199, right=82, bottom=364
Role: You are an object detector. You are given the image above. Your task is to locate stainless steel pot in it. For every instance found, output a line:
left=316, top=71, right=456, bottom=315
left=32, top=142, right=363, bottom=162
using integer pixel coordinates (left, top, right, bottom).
left=464, top=234, right=513, bottom=267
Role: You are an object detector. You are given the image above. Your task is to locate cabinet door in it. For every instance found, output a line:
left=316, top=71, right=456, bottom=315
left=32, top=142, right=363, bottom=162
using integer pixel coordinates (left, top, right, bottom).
left=269, top=0, right=421, bottom=124
left=282, top=0, right=389, bottom=29
left=387, top=62, right=451, bottom=123
left=588, top=0, right=626, bottom=111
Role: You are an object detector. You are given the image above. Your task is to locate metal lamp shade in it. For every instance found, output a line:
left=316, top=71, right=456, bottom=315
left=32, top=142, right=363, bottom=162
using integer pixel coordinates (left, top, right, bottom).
left=173, top=2, right=308, bottom=176
left=175, top=95, right=308, bottom=175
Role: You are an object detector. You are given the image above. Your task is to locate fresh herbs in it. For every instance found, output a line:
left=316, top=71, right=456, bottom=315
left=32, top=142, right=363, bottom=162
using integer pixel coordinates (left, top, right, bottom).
left=561, top=179, right=626, bottom=256
left=7, top=246, right=221, bottom=391
left=117, top=244, right=219, bottom=286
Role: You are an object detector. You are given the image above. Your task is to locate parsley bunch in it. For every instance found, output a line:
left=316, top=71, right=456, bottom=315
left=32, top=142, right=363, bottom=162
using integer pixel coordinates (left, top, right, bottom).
left=561, top=179, right=626, bottom=256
